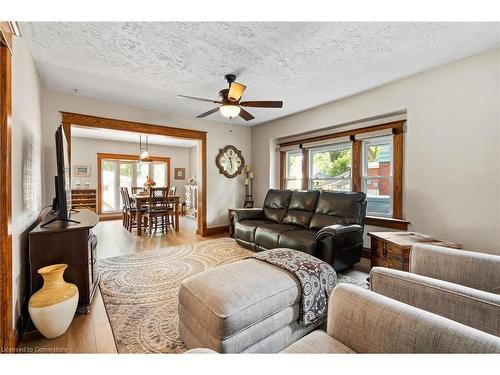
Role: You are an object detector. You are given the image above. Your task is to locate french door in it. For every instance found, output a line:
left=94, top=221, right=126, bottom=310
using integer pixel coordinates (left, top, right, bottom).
left=97, top=153, right=170, bottom=213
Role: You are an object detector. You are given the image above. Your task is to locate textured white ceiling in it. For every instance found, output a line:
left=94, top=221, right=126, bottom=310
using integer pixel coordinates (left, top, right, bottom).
left=23, top=22, right=500, bottom=126
left=71, top=126, right=198, bottom=148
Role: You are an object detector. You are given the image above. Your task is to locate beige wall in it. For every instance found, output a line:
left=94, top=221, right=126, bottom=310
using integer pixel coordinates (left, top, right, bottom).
left=41, top=90, right=251, bottom=227
left=11, top=37, right=43, bottom=326
left=188, top=145, right=199, bottom=182
left=71, top=137, right=192, bottom=201
left=251, top=48, right=500, bottom=254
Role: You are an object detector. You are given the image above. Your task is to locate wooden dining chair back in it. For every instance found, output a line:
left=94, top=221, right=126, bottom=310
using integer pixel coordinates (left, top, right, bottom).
left=119, top=187, right=128, bottom=227
left=168, top=186, right=177, bottom=197
left=144, top=187, right=172, bottom=234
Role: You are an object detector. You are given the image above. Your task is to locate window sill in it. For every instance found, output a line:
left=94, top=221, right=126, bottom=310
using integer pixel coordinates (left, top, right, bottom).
left=365, top=216, right=410, bottom=230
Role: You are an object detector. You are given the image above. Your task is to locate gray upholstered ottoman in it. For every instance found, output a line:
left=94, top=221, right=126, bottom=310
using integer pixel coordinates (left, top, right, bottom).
left=178, top=258, right=323, bottom=353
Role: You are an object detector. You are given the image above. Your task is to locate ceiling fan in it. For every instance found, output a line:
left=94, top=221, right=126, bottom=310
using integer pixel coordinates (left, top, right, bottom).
left=177, top=74, right=283, bottom=121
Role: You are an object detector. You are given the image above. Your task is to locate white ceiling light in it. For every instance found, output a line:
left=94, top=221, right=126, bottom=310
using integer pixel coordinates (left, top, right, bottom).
left=219, top=105, right=241, bottom=119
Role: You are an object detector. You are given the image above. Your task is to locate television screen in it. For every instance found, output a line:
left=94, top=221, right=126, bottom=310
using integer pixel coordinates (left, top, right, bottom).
left=55, top=126, right=72, bottom=219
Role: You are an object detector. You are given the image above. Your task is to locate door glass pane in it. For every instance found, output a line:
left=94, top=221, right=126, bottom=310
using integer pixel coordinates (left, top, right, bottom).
left=136, top=162, right=149, bottom=189
left=101, top=160, right=116, bottom=213
left=153, top=163, right=166, bottom=187
left=119, top=162, right=133, bottom=207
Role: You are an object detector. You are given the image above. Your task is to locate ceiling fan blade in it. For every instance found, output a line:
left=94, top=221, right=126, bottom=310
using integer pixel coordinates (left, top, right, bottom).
left=177, top=95, right=221, bottom=104
left=239, top=108, right=255, bottom=121
left=228, top=82, right=246, bottom=102
left=196, top=107, right=220, bottom=118
left=240, top=101, right=283, bottom=108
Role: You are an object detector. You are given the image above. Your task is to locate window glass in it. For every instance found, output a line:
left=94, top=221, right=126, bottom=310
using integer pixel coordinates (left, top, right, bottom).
left=310, top=144, right=351, bottom=191
left=362, top=137, right=393, bottom=216
left=136, top=162, right=149, bottom=188
left=101, top=160, right=116, bottom=213
left=285, top=151, right=303, bottom=190
left=153, top=163, right=166, bottom=187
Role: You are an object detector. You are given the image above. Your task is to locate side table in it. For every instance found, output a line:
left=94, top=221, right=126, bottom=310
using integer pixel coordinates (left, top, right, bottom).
left=368, top=231, right=463, bottom=271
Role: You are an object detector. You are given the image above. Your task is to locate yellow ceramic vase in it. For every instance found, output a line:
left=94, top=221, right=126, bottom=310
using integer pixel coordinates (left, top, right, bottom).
left=28, top=264, right=79, bottom=339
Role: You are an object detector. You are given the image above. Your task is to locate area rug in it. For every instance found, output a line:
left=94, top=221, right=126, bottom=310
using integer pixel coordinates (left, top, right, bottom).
left=98, top=237, right=369, bottom=354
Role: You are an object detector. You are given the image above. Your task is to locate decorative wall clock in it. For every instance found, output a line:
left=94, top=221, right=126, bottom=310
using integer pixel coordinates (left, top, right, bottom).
left=216, top=145, right=245, bottom=178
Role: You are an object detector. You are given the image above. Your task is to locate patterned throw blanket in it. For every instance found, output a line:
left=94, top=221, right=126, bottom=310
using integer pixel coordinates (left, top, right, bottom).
left=249, top=248, right=337, bottom=325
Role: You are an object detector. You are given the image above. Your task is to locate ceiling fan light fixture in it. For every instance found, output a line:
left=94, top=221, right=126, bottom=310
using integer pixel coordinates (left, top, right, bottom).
left=219, top=104, right=241, bottom=119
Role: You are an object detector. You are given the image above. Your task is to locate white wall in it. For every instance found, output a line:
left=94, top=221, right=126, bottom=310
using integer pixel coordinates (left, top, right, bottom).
left=251, top=48, right=500, bottom=254
left=71, top=137, right=191, bottom=201
left=11, top=37, right=43, bottom=326
left=188, top=145, right=199, bottom=182
left=41, top=90, right=251, bottom=227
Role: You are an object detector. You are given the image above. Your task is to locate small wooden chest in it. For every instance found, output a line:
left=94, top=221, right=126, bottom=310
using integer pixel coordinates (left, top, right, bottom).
left=368, top=231, right=463, bottom=271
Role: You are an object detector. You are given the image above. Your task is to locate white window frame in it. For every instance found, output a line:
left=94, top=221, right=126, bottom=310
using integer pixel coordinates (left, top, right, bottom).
left=308, top=142, right=352, bottom=192
left=101, top=159, right=169, bottom=213
left=284, top=149, right=303, bottom=190
left=361, top=136, right=393, bottom=217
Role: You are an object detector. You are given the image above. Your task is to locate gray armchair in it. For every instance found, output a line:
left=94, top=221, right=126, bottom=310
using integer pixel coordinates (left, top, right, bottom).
left=370, top=243, right=500, bottom=336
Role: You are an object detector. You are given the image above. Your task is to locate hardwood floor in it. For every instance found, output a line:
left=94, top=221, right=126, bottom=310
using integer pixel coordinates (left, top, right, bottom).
left=19, top=216, right=369, bottom=353
left=20, top=216, right=224, bottom=353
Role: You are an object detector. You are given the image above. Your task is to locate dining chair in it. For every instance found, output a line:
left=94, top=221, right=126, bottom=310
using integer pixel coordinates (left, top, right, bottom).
left=119, top=187, right=128, bottom=228
left=143, top=187, right=173, bottom=234
left=167, top=186, right=177, bottom=228
left=123, top=187, right=146, bottom=232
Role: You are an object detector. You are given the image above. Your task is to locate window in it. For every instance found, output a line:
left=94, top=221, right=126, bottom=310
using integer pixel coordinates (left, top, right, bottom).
left=309, top=143, right=352, bottom=191
left=362, top=137, right=393, bottom=217
left=284, top=150, right=303, bottom=190
left=279, top=121, right=405, bottom=223
left=97, top=154, right=170, bottom=213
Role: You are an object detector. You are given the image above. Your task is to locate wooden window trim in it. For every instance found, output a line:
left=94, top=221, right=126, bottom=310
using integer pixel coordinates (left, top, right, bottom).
left=61, top=112, right=207, bottom=236
left=279, top=121, right=406, bottom=228
left=96, top=153, right=171, bottom=214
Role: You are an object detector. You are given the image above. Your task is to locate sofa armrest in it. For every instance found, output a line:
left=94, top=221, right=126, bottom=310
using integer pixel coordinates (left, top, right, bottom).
left=229, top=208, right=264, bottom=222
left=370, top=267, right=500, bottom=337
left=315, top=224, right=363, bottom=239
left=327, top=284, right=500, bottom=353
left=410, top=244, right=500, bottom=294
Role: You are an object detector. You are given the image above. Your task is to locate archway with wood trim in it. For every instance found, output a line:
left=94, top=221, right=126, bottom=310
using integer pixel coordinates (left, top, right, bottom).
left=61, top=112, right=207, bottom=236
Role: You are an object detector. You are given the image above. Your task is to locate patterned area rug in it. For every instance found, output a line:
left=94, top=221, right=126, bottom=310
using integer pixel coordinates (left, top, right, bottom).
left=98, top=238, right=369, bottom=354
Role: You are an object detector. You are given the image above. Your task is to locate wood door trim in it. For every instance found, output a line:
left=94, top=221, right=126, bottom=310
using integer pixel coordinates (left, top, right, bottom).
left=62, top=112, right=207, bottom=236
left=0, top=26, right=13, bottom=352
left=61, top=112, right=207, bottom=139
left=96, top=153, right=172, bottom=214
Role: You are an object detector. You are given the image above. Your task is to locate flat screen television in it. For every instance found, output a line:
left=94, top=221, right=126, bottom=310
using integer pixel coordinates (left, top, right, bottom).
left=55, top=125, right=72, bottom=219
left=42, top=126, right=80, bottom=227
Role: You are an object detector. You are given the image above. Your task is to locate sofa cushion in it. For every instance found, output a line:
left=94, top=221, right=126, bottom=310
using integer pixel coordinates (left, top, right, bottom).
left=255, top=223, right=300, bottom=250
left=263, top=189, right=293, bottom=223
left=178, top=259, right=301, bottom=340
left=278, top=229, right=318, bottom=255
left=281, top=330, right=355, bottom=354
left=283, top=191, right=320, bottom=228
left=309, top=191, right=366, bottom=230
left=234, top=219, right=274, bottom=243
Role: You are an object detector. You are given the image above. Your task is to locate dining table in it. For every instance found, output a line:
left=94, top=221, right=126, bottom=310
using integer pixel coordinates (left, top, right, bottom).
left=131, top=193, right=181, bottom=235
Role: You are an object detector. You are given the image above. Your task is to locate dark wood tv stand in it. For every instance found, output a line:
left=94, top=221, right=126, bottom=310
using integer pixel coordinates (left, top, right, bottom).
left=29, top=209, right=99, bottom=313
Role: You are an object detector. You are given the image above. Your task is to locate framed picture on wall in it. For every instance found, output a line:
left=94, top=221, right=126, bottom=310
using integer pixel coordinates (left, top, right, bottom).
left=74, top=165, right=91, bottom=177
left=174, top=168, right=185, bottom=180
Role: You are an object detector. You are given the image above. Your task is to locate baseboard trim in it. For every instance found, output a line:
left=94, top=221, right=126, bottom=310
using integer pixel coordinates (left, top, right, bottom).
left=99, top=213, right=122, bottom=221
left=205, top=225, right=229, bottom=236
